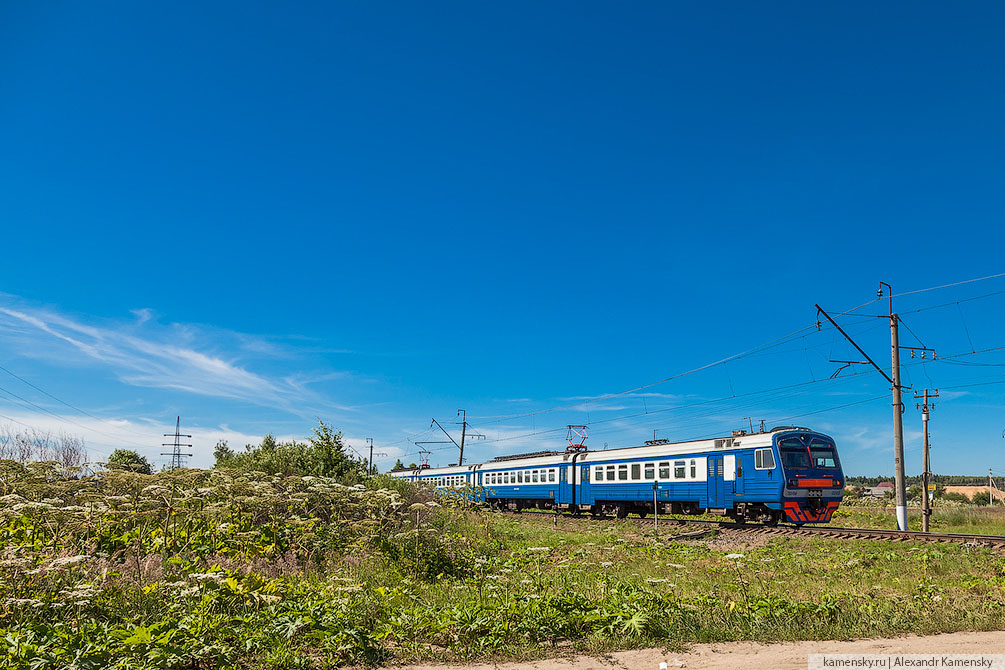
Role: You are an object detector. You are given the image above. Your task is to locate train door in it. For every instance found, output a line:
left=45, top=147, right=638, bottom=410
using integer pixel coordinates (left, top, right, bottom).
left=575, top=461, right=591, bottom=508
left=725, top=454, right=744, bottom=496
left=732, top=454, right=745, bottom=495
left=707, top=456, right=724, bottom=508
left=558, top=463, right=572, bottom=507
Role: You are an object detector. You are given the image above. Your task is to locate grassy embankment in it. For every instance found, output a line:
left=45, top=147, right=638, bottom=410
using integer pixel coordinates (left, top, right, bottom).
left=834, top=497, right=1005, bottom=534
left=2, top=463, right=1004, bottom=669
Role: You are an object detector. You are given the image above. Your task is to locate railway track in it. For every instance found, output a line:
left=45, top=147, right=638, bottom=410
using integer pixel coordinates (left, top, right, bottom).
left=647, top=517, right=1005, bottom=550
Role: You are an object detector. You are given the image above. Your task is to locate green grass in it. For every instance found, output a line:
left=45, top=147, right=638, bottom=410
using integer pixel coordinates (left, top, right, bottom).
left=834, top=502, right=1005, bottom=534
left=2, top=466, right=1005, bottom=668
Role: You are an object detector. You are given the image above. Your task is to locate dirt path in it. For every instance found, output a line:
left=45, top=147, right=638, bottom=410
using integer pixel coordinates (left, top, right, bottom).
left=401, top=631, right=1005, bottom=670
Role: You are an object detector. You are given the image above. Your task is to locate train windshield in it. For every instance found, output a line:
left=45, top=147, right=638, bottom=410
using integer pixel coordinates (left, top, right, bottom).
left=779, top=437, right=810, bottom=469
left=781, top=448, right=810, bottom=469
left=809, top=441, right=839, bottom=468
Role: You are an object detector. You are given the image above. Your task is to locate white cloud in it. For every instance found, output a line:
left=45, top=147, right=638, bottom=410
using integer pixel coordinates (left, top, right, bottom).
left=0, top=297, right=352, bottom=417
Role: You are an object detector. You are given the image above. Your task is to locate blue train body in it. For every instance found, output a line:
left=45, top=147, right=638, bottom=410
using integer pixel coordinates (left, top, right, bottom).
left=390, top=426, right=844, bottom=524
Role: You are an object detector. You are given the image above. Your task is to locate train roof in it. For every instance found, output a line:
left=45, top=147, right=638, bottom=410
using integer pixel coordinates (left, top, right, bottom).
left=397, top=426, right=827, bottom=476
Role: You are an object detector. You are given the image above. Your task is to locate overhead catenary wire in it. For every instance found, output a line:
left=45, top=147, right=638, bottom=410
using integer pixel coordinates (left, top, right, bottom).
left=427, top=339, right=1005, bottom=465
left=0, top=363, right=156, bottom=440
left=467, top=273, right=1005, bottom=426
left=889, top=271, right=1005, bottom=300
left=0, top=382, right=160, bottom=450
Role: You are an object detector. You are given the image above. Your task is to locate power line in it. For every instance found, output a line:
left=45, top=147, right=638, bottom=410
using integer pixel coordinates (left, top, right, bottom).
left=890, top=271, right=1005, bottom=299
left=453, top=370, right=879, bottom=450
left=0, top=382, right=158, bottom=449
left=465, top=273, right=1005, bottom=426
left=0, top=363, right=153, bottom=440
left=466, top=323, right=821, bottom=423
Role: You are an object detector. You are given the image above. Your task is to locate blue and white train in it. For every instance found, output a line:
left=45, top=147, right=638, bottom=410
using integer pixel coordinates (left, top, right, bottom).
left=390, top=426, right=844, bottom=524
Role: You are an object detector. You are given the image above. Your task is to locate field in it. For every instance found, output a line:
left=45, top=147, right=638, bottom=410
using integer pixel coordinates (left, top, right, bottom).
left=943, top=486, right=1005, bottom=504
left=833, top=498, right=1005, bottom=534
left=3, top=463, right=1005, bottom=669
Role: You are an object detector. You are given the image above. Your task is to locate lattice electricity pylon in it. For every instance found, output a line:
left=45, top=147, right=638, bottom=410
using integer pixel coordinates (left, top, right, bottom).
left=161, top=416, right=192, bottom=470
left=565, top=425, right=588, bottom=452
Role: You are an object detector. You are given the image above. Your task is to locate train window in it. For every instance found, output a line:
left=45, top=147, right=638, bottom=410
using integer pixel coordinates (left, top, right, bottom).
left=583, top=467, right=589, bottom=482
left=595, top=466, right=604, bottom=481
left=644, top=463, right=655, bottom=480
left=674, top=460, right=686, bottom=479
left=618, top=465, right=628, bottom=480
left=809, top=441, right=838, bottom=468
left=533, top=471, right=539, bottom=483
left=755, top=449, right=776, bottom=470
left=631, top=464, right=641, bottom=480
left=503, top=472, right=509, bottom=484
left=781, top=448, right=810, bottom=469
left=690, top=459, right=697, bottom=478
left=514, top=471, right=520, bottom=483
left=607, top=465, right=616, bottom=480
left=659, top=462, right=670, bottom=479
left=549, top=470, right=556, bottom=482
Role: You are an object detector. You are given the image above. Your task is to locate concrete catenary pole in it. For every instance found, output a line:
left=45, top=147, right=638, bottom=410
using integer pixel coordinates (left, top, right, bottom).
left=915, top=389, right=938, bottom=532
left=884, top=283, right=908, bottom=532
left=457, top=409, right=467, bottom=466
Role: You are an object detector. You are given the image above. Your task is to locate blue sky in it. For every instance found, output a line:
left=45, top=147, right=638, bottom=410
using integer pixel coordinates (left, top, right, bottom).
left=1, top=2, right=1004, bottom=476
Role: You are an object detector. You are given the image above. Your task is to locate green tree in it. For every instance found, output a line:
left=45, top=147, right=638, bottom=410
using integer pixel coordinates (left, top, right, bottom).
left=970, top=491, right=991, bottom=506
left=213, top=439, right=234, bottom=466
left=216, top=420, right=367, bottom=482
left=106, top=449, right=152, bottom=474
left=392, top=458, right=405, bottom=471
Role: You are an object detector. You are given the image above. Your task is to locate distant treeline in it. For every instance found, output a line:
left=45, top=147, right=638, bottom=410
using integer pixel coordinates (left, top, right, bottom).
left=846, top=475, right=992, bottom=487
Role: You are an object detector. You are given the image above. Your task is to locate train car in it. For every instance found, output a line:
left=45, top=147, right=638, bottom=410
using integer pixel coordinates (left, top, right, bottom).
left=388, top=426, right=844, bottom=524
left=475, top=452, right=566, bottom=510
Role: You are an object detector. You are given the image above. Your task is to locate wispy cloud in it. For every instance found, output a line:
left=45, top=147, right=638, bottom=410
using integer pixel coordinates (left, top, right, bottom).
left=0, top=296, right=352, bottom=417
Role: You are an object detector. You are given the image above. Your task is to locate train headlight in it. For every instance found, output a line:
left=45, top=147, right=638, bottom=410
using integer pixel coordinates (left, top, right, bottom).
left=788, top=479, right=798, bottom=488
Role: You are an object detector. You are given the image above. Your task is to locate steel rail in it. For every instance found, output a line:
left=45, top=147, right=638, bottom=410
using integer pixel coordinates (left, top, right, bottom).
left=642, top=517, right=1005, bottom=549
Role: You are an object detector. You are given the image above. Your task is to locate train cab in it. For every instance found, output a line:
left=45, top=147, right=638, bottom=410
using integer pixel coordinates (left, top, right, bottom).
left=776, top=430, right=844, bottom=523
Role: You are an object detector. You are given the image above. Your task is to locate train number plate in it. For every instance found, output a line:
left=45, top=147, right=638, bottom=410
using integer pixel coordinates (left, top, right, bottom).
left=807, top=489, right=823, bottom=498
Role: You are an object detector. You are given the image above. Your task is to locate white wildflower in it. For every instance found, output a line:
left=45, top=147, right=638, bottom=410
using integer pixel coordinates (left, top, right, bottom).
left=4, top=598, right=42, bottom=607
left=526, top=547, right=551, bottom=552
left=723, top=553, right=745, bottom=560
left=49, top=555, right=87, bottom=570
